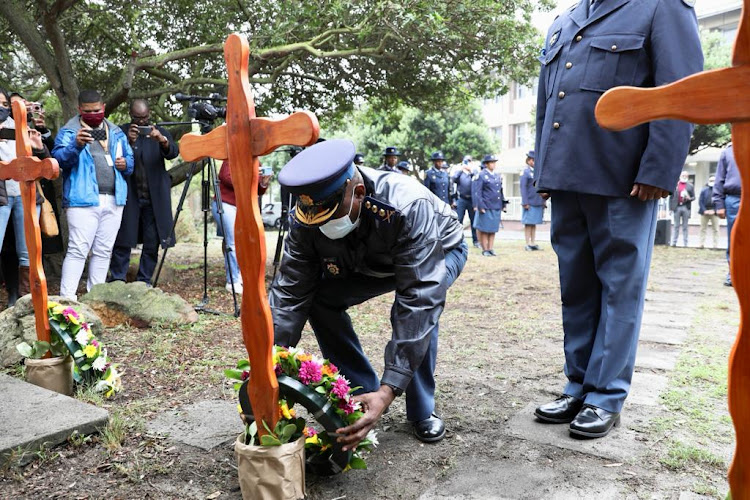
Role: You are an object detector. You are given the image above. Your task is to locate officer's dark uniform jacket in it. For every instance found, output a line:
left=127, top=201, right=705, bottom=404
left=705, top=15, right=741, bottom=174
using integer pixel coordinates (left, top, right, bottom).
left=520, top=166, right=545, bottom=207
left=471, top=169, right=505, bottom=211
left=534, top=0, right=702, bottom=197
left=269, top=166, right=464, bottom=392
left=423, top=166, right=451, bottom=204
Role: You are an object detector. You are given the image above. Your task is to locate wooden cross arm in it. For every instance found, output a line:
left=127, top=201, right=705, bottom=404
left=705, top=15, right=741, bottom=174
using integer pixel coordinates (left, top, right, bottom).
left=179, top=112, right=320, bottom=162
left=595, top=66, right=750, bottom=131
left=0, top=157, right=59, bottom=182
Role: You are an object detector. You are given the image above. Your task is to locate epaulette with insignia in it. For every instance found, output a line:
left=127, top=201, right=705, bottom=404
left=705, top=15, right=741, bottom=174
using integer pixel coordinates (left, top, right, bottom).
left=362, top=196, right=399, bottom=224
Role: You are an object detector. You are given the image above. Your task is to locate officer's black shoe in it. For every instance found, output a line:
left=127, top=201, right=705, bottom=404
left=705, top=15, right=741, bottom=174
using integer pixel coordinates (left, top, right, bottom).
left=524, top=245, right=533, bottom=251
left=482, top=250, right=494, bottom=257
left=725, top=275, right=733, bottom=287
left=531, top=245, right=541, bottom=251
left=569, top=404, right=620, bottom=439
left=534, top=395, right=583, bottom=424
left=413, top=413, right=446, bottom=443
left=488, top=249, right=497, bottom=256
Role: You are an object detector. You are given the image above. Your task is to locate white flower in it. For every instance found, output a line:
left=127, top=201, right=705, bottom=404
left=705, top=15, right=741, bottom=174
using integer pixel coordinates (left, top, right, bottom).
left=75, top=330, right=90, bottom=345
left=365, top=429, right=379, bottom=447
left=92, top=356, right=107, bottom=371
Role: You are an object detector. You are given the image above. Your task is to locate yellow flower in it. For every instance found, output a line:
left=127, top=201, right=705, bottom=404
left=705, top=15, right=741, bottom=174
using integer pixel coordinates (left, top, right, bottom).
left=321, top=364, right=335, bottom=377
left=237, top=404, right=243, bottom=414
left=279, top=401, right=295, bottom=420
left=278, top=351, right=289, bottom=359
left=52, top=305, right=65, bottom=315
left=296, top=353, right=312, bottom=362
left=83, top=344, right=97, bottom=358
left=305, top=434, right=320, bottom=446
left=272, top=353, right=280, bottom=365
left=47, top=301, right=60, bottom=309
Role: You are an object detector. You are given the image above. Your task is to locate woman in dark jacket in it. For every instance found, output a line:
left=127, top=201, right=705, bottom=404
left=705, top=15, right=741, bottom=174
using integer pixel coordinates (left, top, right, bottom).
left=472, top=155, right=506, bottom=256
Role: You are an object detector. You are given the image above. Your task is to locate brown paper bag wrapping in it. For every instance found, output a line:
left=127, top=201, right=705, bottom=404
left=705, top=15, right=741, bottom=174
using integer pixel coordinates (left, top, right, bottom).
left=25, top=355, right=74, bottom=396
left=234, top=434, right=306, bottom=500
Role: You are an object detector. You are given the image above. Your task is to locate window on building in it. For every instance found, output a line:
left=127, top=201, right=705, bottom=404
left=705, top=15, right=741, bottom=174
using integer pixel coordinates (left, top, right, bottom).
left=511, top=123, right=529, bottom=149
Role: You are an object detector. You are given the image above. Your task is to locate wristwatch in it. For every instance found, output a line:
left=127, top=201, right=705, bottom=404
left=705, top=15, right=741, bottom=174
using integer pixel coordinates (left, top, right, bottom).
left=382, top=383, right=403, bottom=397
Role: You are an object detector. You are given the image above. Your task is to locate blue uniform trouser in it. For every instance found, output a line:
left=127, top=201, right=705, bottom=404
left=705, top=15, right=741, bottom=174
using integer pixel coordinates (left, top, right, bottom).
left=307, top=240, right=468, bottom=422
left=455, top=198, right=478, bottom=244
left=725, top=194, right=740, bottom=263
left=551, top=192, right=658, bottom=414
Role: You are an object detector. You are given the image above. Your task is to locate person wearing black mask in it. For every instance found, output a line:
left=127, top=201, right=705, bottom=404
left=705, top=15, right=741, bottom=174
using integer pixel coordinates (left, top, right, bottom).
left=108, top=99, right=178, bottom=285
left=52, top=90, right=134, bottom=299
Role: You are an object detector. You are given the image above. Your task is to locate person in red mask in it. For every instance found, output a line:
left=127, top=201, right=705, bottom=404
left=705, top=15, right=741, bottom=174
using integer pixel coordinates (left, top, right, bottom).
left=52, top=89, right=134, bottom=299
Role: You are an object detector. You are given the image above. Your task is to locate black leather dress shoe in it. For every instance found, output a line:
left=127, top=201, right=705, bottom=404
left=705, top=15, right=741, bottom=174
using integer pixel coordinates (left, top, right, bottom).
left=413, top=413, right=446, bottom=443
left=569, top=404, right=620, bottom=438
left=534, top=395, right=584, bottom=423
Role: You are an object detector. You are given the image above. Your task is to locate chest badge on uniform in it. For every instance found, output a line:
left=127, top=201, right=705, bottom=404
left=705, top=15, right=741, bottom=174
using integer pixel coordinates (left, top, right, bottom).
left=326, top=262, right=340, bottom=276
left=549, top=29, right=561, bottom=47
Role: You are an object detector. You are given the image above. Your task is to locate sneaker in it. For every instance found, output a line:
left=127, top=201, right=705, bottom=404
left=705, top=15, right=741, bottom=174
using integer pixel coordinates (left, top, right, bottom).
left=226, top=282, right=243, bottom=294
left=524, top=245, right=533, bottom=251
left=481, top=250, right=493, bottom=257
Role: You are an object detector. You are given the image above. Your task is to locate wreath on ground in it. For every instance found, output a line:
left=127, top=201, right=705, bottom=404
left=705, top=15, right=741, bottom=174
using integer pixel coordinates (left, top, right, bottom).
left=226, top=345, right=376, bottom=474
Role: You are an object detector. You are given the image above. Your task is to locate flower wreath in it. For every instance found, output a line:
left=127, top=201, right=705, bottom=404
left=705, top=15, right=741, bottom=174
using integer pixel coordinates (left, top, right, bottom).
left=226, top=345, right=376, bottom=472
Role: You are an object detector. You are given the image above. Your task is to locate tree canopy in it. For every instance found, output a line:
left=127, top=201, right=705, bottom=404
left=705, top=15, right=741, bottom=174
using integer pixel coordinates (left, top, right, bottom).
left=0, top=0, right=553, bottom=125
left=330, top=100, right=499, bottom=171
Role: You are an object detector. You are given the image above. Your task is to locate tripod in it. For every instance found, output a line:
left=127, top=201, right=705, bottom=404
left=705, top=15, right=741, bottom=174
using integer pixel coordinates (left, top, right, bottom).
left=152, top=122, right=240, bottom=316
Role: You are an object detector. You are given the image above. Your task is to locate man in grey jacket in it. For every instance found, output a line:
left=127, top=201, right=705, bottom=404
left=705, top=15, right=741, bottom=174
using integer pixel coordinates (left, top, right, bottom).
left=269, top=139, right=467, bottom=449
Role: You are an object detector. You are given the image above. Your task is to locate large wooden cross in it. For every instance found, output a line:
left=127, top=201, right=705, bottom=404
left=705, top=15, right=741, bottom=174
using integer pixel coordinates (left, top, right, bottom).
left=0, top=101, right=59, bottom=352
left=179, top=33, right=320, bottom=434
left=595, top=4, right=750, bottom=496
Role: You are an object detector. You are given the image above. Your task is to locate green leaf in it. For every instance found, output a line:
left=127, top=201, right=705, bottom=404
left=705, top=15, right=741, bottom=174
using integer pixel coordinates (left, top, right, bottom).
left=236, top=359, right=250, bottom=369
left=16, top=342, right=33, bottom=358
left=260, top=434, right=282, bottom=446
left=315, top=386, right=327, bottom=394
left=280, top=423, right=297, bottom=443
left=349, top=456, right=367, bottom=469
left=224, top=368, right=245, bottom=380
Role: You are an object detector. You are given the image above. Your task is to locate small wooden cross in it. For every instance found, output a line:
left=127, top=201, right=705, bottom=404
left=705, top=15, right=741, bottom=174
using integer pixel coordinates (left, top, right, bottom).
left=179, top=33, right=320, bottom=434
left=0, top=101, right=60, bottom=351
left=595, top=5, right=750, bottom=496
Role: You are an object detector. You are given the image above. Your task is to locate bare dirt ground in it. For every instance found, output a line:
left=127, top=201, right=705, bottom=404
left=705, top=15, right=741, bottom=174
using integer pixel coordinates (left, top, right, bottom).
left=0, top=231, right=738, bottom=499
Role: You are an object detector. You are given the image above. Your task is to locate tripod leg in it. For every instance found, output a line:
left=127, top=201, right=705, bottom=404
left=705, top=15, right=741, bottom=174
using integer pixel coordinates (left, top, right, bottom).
left=153, top=160, right=203, bottom=287
left=209, top=159, right=240, bottom=316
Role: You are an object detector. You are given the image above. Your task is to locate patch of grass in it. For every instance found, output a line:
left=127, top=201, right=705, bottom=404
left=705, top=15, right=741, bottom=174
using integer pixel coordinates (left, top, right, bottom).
left=661, top=440, right=724, bottom=471
left=169, top=262, right=202, bottom=271
left=101, top=412, right=128, bottom=451
left=67, top=430, right=93, bottom=448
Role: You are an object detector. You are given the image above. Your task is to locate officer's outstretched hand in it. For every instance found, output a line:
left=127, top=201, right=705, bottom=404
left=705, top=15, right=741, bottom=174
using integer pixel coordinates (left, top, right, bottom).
left=631, top=183, right=669, bottom=201
left=335, top=385, right=396, bottom=452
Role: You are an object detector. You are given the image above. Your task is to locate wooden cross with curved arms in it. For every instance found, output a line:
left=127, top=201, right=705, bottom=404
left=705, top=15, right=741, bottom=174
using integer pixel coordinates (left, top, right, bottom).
left=0, top=102, right=60, bottom=352
left=179, top=33, right=320, bottom=434
left=595, top=4, right=750, bottom=496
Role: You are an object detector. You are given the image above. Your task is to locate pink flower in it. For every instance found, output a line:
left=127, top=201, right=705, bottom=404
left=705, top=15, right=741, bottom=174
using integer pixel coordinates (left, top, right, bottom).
left=62, top=307, right=79, bottom=319
left=241, top=370, right=250, bottom=381
left=331, top=377, right=350, bottom=399
left=328, top=363, right=338, bottom=374
left=338, top=398, right=357, bottom=415
left=298, top=360, right=323, bottom=385
left=304, top=427, right=317, bottom=437
left=82, top=322, right=90, bottom=331
left=91, top=339, right=99, bottom=348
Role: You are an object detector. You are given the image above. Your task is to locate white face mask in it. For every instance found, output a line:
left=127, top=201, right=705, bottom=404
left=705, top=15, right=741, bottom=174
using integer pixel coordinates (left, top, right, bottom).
left=319, top=185, right=362, bottom=239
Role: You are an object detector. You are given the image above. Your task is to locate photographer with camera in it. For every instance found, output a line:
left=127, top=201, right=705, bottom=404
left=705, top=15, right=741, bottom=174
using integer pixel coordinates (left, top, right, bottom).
left=0, top=88, right=49, bottom=308
left=211, top=159, right=272, bottom=295
left=108, top=99, right=178, bottom=285
left=52, top=90, right=133, bottom=300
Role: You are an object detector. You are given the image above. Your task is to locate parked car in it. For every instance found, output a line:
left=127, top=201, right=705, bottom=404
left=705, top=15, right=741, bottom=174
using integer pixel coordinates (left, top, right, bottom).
left=261, top=202, right=282, bottom=228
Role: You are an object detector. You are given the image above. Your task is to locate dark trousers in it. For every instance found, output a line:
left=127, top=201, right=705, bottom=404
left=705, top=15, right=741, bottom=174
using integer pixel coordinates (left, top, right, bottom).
left=455, top=198, right=478, bottom=244
left=551, top=192, right=657, bottom=414
left=110, top=199, right=159, bottom=284
left=307, top=240, right=468, bottom=422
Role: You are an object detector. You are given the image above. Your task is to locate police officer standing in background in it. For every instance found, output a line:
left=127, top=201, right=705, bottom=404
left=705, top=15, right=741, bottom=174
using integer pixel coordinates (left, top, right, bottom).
left=452, top=156, right=479, bottom=248
left=379, top=146, right=401, bottom=172
left=472, top=154, right=506, bottom=257
left=396, top=160, right=413, bottom=175
left=532, top=0, right=702, bottom=438
left=269, top=139, right=468, bottom=447
left=423, top=151, right=452, bottom=204
left=520, top=150, right=545, bottom=251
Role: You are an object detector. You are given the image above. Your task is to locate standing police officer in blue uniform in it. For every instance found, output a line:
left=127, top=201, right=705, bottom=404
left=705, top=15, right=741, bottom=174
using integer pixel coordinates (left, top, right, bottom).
left=452, top=156, right=479, bottom=247
left=520, top=150, right=545, bottom=251
left=424, top=151, right=452, bottom=204
left=269, top=139, right=468, bottom=448
left=472, top=154, right=506, bottom=256
left=379, top=146, right=401, bottom=172
left=533, top=0, right=702, bottom=438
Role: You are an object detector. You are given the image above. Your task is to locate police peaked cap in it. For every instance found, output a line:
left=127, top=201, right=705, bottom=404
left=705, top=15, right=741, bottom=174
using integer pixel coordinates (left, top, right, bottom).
left=396, top=160, right=412, bottom=172
left=482, top=154, right=498, bottom=163
left=382, top=146, right=401, bottom=157
left=353, top=153, right=365, bottom=164
left=430, top=151, right=445, bottom=161
left=278, top=139, right=357, bottom=226
left=526, top=150, right=535, bottom=159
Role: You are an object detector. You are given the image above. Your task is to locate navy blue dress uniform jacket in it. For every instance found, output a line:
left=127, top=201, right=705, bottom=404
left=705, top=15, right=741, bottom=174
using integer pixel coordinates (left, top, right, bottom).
left=269, top=167, right=464, bottom=393
left=472, top=169, right=505, bottom=211
left=423, top=167, right=452, bottom=204
left=451, top=168, right=475, bottom=200
left=534, top=0, right=703, bottom=196
left=520, top=166, right=544, bottom=207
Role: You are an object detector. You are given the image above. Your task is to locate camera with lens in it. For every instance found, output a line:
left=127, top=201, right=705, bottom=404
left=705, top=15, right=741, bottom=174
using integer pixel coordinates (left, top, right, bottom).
left=188, top=101, right=227, bottom=122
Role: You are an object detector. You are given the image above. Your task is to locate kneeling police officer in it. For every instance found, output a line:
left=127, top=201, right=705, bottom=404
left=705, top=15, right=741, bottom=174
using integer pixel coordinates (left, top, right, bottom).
left=269, top=139, right=468, bottom=448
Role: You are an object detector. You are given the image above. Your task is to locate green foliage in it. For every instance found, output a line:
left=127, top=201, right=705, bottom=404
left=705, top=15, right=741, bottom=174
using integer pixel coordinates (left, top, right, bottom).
left=331, top=100, right=500, bottom=171
left=0, top=0, right=553, bottom=124
left=689, top=29, right=732, bottom=154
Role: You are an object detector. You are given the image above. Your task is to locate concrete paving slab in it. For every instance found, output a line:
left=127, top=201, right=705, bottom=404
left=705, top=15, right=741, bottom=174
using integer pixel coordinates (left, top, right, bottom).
left=147, top=400, right=240, bottom=450
left=635, top=347, right=679, bottom=371
left=639, top=325, right=687, bottom=346
left=504, top=403, right=646, bottom=462
left=640, top=313, right=691, bottom=330
left=0, top=374, right=109, bottom=461
left=628, top=372, right=669, bottom=407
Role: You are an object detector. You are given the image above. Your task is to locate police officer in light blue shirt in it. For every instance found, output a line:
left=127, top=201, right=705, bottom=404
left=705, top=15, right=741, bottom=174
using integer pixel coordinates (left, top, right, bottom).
left=532, top=0, right=703, bottom=438
left=424, top=151, right=451, bottom=204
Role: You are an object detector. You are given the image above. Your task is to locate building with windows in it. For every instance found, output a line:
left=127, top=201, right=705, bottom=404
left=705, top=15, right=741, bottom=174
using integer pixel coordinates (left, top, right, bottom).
left=482, top=0, right=741, bottom=219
